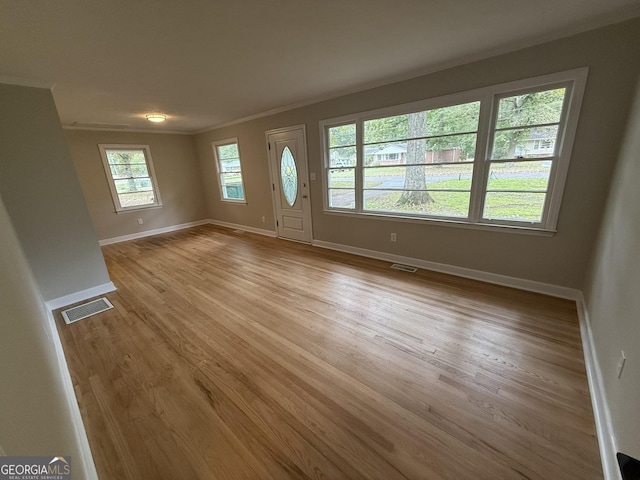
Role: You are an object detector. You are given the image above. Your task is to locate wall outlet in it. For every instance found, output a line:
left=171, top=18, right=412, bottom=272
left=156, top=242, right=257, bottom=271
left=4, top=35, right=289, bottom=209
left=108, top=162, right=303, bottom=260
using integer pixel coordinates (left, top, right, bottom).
left=617, top=351, right=626, bottom=379
left=310, top=172, right=317, bottom=181
left=137, top=218, right=144, bottom=225
left=261, top=215, right=265, bottom=223
left=390, top=233, right=397, bottom=242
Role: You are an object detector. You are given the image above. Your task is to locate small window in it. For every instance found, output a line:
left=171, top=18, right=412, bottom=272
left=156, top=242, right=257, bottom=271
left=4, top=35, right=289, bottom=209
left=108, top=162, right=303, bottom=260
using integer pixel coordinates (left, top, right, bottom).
left=98, top=144, right=162, bottom=212
left=212, top=138, right=246, bottom=202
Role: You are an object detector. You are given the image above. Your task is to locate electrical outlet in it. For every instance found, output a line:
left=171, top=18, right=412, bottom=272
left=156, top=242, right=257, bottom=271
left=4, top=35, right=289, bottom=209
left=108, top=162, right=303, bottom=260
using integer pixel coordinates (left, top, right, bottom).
left=261, top=216, right=265, bottom=223
left=617, top=351, right=626, bottom=379
left=137, top=218, right=144, bottom=225
left=310, top=172, right=317, bottom=181
left=390, top=233, right=397, bottom=242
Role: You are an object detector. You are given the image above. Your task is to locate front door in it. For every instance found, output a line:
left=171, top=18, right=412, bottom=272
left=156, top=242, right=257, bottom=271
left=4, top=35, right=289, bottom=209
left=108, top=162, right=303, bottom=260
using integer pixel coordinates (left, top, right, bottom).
left=266, top=125, right=312, bottom=243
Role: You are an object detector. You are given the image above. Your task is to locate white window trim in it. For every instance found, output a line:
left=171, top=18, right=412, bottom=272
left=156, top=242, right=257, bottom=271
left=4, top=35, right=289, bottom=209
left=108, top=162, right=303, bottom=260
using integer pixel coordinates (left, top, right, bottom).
left=212, top=137, right=247, bottom=204
left=98, top=144, right=162, bottom=213
left=319, top=67, right=588, bottom=234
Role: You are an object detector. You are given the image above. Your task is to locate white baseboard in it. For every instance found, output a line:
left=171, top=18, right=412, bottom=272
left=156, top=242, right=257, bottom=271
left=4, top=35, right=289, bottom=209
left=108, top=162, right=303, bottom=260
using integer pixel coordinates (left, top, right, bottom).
left=207, top=219, right=277, bottom=237
left=99, top=219, right=276, bottom=247
left=99, top=219, right=211, bottom=246
left=45, top=281, right=117, bottom=311
left=576, top=294, right=620, bottom=480
left=45, top=308, right=99, bottom=480
left=311, top=239, right=581, bottom=300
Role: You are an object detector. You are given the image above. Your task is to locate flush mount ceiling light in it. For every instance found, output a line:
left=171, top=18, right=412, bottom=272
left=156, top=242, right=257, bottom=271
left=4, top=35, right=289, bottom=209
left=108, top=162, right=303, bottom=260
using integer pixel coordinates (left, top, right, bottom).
left=145, top=114, right=166, bottom=123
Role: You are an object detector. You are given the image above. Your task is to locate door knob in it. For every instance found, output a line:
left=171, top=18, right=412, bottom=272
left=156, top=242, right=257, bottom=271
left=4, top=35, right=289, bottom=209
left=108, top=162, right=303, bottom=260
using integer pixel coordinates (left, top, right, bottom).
left=303, top=195, right=308, bottom=199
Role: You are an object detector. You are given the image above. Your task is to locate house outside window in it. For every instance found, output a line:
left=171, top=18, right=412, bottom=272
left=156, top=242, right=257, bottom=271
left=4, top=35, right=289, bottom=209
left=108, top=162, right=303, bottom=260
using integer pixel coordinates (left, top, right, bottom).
left=212, top=138, right=246, bottom=203
left=98, top=144, right=162, bottom=212
left=321, top=68, right=587, bottom=232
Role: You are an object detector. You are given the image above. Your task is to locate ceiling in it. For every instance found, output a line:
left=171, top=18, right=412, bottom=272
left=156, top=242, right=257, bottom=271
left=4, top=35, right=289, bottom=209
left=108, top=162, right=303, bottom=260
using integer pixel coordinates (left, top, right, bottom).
left=1, top=0, right=639, bottom=134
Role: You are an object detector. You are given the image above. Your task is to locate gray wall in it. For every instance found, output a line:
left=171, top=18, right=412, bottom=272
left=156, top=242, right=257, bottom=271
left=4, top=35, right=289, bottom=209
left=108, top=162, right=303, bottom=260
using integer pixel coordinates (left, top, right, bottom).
left=195, top=18, right=640, bottom=289
left=0, top=194, right=95, bottom=478
left=65, top=130, right=207, bottom=241
left=584, top=75, right=640, bottom=462
left=0, top=84, right=111, bottom=302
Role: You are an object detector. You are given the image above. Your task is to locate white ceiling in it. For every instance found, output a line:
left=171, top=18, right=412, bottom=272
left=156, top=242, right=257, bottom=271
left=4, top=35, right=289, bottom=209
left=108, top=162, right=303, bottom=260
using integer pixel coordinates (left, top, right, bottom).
left=1, top=0, right=639, bottom=133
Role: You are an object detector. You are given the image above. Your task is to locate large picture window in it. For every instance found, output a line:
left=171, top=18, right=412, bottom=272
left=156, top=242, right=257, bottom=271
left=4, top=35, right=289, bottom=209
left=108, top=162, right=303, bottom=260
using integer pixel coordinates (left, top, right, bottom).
left=99, top=144, right=162, bottom=212
left=321, top=69, right=587, bottom=232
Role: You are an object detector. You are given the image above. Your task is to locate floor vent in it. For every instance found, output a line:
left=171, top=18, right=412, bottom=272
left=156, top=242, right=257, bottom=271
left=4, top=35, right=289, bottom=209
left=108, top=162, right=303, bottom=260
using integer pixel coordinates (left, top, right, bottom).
left=390, top=263, right=418, bottom=273
left=232, top=229, right=246, bottom=234
left=61, top=297, right=114, bottom=325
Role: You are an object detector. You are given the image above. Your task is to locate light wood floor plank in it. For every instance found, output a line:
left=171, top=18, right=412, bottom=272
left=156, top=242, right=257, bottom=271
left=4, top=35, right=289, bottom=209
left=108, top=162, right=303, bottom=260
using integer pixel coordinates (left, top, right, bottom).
left=55, top=225, right=602, bottom=479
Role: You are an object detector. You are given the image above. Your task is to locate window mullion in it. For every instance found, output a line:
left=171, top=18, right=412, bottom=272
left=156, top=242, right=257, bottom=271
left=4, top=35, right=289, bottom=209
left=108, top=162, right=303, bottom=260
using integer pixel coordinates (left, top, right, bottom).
left=468, top=93, right=494, bottom=222
left=355, top=120, right=364, bottom=212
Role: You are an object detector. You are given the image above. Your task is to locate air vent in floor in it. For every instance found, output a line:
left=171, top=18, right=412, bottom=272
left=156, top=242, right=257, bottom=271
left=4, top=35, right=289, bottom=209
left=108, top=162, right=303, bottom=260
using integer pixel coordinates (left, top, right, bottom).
left=61, top=297, right=114, bottom=324
left=390, top=263, right=418, bottom=273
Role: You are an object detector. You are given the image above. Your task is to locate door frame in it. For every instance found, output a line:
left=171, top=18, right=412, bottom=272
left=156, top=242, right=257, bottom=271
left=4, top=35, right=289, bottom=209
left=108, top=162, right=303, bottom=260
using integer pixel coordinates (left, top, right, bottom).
left=265, top=124, right=314, bottom=242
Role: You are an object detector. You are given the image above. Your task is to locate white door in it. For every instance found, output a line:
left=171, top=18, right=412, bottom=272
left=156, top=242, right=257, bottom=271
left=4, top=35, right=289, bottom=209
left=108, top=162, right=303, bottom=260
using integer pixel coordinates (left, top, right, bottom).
left=266, top=125, right=312, bottom=243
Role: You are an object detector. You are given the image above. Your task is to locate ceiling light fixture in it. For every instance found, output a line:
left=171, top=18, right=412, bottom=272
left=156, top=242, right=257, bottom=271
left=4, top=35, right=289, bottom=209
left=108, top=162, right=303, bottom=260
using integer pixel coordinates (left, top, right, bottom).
left=146, top=114, right=166, bottom=123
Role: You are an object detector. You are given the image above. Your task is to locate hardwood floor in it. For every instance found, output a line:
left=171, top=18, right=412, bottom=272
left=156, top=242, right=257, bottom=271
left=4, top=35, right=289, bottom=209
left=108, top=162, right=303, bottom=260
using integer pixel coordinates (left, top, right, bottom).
left=55, top=225, right=602, bottom=479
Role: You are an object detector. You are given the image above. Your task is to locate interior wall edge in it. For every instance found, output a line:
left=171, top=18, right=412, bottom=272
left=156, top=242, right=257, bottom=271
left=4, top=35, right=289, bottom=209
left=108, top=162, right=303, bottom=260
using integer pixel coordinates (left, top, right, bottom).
left=44, top=309, right=100, bottom=480
left=44, top=282, right=117, bottom=311
left=575, top=294, right=620, bottom=480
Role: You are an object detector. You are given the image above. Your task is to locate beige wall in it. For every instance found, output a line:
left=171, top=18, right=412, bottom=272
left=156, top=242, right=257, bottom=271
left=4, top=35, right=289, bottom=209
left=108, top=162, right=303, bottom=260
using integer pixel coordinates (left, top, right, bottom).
left=0, top=194, right=95, bottom=477
left=195, top=122, right=275, bottom=229
left=65, top=130, right=207, bottom=241
left=584, top=75, right=640, bottom=462
left=0, top=84, right=111, bottom=302
left=195, top=18, right=640, bottom=289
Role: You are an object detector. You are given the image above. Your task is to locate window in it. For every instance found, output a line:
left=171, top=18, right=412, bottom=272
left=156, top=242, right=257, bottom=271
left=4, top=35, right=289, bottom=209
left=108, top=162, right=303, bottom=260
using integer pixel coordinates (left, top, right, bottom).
left=362, top=101, right=480, bottom=218
left=321, top=68, right=587, bottom=232
left=212, top=138, right=246, bottom=202
left=98, top=144, right=162, bottom=212
left=485, top=87, right=566, bottom=223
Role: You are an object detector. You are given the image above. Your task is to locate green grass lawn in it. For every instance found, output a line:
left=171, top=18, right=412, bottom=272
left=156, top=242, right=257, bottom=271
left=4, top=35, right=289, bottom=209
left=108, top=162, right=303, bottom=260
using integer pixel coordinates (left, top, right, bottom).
left=431, top=177, right=547, bottom=191
left=324, top=164, right=550, bottom=221
left=118, top=191, right=155, bottom=208
left=364, top=177, right=546, bottom=222
left=364, top=191, right=471, bottom=217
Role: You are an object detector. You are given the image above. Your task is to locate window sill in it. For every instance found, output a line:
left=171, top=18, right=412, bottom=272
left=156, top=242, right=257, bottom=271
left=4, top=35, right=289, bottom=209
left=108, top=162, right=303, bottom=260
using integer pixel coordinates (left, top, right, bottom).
left=323, top=209, right=556, bottom=237
left=220, top=199, right=247, bottom=205
left=115, top=204, right=163, bottom=214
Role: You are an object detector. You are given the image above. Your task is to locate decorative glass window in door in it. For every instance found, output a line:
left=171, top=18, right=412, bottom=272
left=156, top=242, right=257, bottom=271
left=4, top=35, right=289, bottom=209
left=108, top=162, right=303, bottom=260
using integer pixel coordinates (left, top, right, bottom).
left=280, top=146, right=298, bottom=206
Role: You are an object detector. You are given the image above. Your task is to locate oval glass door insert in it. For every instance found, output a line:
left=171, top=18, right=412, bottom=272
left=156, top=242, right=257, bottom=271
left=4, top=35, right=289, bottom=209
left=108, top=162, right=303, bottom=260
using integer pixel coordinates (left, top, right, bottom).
left=280, top=146, right=298, bottom=206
